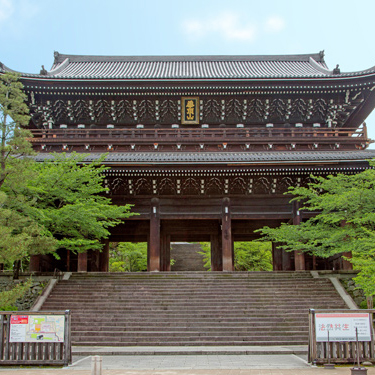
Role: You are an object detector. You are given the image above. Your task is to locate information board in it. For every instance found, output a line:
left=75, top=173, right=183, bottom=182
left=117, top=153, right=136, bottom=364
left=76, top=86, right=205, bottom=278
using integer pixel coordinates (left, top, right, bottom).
left=315, top=312, right=371, bottom=342
left=10, top=314, right=65, bottom=343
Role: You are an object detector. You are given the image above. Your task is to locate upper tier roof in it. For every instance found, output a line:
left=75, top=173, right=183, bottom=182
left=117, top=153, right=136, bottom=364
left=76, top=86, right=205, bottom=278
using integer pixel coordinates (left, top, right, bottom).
left=1, top=51, right=365, bottom=80
left=2, top=51, right=375, bottom=82
left=45, top=52, right=332, bottom=79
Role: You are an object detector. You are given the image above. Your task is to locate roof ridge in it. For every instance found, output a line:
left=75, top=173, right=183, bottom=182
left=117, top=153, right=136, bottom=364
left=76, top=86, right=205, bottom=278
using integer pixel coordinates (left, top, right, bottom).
left=53, top=52, right=324, bottom=64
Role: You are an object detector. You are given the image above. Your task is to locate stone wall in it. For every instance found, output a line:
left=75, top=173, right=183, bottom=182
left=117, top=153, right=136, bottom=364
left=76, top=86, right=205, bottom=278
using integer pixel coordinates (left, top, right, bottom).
left=340, top=278, right=366, bottom=308
left=0, top=277, right=50, bottom=311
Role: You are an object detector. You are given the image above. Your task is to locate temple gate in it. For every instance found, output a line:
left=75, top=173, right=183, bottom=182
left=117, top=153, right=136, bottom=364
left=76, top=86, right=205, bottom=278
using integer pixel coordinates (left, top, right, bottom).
left=2, top=51, right=375, bottom=272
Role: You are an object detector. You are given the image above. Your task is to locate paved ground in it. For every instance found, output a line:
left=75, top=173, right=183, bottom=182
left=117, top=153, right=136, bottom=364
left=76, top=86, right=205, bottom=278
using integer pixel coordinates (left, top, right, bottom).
left=0, top=346, right=374, bottom=375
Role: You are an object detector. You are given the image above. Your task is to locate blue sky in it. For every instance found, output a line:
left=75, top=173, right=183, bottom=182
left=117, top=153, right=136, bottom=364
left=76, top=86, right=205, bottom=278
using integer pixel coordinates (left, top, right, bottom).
left=1, top=0, right=375, bottom=148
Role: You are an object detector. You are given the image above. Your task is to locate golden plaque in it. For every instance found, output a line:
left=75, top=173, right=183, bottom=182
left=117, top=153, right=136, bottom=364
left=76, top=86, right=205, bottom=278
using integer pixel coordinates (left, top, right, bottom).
left=181, top=97, right=199, bottom=125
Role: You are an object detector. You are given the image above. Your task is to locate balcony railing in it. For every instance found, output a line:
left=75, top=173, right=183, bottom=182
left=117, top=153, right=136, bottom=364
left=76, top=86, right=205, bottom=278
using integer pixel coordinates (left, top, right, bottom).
left=29, top=126, right=368, bottom=145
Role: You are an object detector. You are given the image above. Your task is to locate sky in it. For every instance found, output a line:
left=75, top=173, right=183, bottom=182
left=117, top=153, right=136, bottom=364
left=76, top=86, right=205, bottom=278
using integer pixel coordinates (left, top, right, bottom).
left=1, top=0, right=375, bottom=148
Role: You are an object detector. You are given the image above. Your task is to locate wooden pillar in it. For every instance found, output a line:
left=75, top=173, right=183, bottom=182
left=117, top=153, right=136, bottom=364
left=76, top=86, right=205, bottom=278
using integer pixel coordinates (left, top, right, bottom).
left=342, top=251, right=353, bottom=270
left=160, top=234, right=171, bottom=271
left=99, top=239, right=110, bottom=272
left=210, top=234, right=222, bottom=271
left=272, top=243, right=283, bottom=271
left=222, top=198, right=233, bottom=271
left=77, top=252, right=88, bottom=272
left=149, top=198, right=160, bottom=271
left=29, top=255, right=41, bottom=272
left=282, top=249, right=293, bottom=271
left=293, top=201, right=305, bottom=271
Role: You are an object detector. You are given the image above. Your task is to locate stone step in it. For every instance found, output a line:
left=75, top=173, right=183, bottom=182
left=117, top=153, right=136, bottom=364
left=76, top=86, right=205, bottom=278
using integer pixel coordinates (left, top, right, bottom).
left=72, top=313, right=308, bottom=326
left=69, top=271, right=312, bottom=277
left=41, top=271, right=347, bottom=347
left=72, top=326, right=307, bottom=333
left=44, top=305, right=338, bottom=311
left=73, top=339, right=308, bottom=346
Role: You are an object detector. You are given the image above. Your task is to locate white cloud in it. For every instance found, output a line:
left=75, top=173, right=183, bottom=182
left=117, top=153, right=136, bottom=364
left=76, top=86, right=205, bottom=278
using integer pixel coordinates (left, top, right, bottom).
left=0, top=0, right=14, bottom=23
left=265, top=15, right=285, bottom=33
left=0, top=0, right=39, bottom=34
left=183, top=12, right=286, bottom=43
left=183, top=12, right=257, bottom=42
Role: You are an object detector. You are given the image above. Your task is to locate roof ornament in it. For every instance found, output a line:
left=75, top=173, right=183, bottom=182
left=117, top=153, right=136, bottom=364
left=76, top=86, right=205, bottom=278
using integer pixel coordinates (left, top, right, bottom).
left=333, top=64, right=341, bottom=75
left=40, top=65, right=48, bottom=75
left=54, top=51, right=60, bottom=64
left=319, top=50, right=325, bottom=60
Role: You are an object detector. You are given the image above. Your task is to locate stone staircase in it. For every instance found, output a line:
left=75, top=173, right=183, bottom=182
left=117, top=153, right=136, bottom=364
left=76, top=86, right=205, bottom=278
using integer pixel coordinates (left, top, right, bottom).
left=171, top=243, right=206, bottom=271
left=41, top=272, right=348, bottom=346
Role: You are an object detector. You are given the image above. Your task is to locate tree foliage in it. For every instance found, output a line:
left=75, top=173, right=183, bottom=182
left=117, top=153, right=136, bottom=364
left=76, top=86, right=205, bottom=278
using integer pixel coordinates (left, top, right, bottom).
left=0, top=73, right=137, bottom=280
left=5, top=153, right=137, bottom=254
left=0, top=279, right=33, bottom=311
left=257, top=161, right=375, bottom=297
left=0, top=72, right=33, bottom=189
left=109, top=242, right=148, bottom=272
left=234, top=242, right=273, bottom=271
left=199, top=241, right=273, bottom=271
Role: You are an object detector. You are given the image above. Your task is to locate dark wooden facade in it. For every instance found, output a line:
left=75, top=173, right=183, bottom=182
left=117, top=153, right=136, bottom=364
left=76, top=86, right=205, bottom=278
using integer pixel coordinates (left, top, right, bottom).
left=2, top=51, right=375, bottom=272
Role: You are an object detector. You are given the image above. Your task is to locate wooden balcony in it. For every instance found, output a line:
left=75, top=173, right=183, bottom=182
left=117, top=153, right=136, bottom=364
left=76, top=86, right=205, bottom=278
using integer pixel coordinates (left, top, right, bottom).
left=29, top=126, right=371, bottom=152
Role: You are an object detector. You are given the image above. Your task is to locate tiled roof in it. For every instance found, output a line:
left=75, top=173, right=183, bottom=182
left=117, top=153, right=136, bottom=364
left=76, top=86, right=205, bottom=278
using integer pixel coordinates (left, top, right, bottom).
left=3, top=52, right=375, bottom=81
left=45, top=53, right=331, bottom=79
left=35, top=150, right=375, bottom=165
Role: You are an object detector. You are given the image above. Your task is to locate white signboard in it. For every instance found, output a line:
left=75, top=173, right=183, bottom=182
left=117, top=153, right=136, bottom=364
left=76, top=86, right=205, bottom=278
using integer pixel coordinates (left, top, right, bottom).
left=10, top=314, right=65, bottom=343
left=315, top=313, right=371, bottom=342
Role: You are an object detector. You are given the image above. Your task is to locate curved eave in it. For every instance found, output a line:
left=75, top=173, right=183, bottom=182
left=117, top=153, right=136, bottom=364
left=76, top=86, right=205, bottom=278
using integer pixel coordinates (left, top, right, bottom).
left=17, top=71, right=375, bottom=89
left=34, top=150, right=375, bottom=167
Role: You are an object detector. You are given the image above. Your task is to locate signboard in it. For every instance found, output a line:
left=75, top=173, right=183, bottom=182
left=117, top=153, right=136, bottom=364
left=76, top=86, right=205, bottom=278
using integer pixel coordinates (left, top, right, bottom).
left=315, top=313, right=371, bottom=342
left=181, top=97, right=199, bottom=125
left=10, top=314, right=65, bottom=343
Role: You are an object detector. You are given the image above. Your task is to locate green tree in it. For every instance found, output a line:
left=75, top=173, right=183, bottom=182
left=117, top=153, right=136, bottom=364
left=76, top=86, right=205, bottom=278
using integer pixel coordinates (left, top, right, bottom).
left=0, top=279, right=33, bottom=311
left=11, top=153, right=137, bottom=254
left=234, top=242, right=273, bottom=271
left=0, top=72, right=33, bottom=189
left=257, top=161, right=375, bottom=299
left=199, top=241, right=273, bottom=271
left=109, top=242, right=148, bottom=272
left=0, top=72, right=57, bottom=278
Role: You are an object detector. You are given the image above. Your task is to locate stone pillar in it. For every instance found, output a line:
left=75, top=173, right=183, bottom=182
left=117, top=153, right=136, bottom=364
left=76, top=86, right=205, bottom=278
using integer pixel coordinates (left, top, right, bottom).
left=222, top=198, right=234, bottom=271
left=77, top=252, right=88, bottom=272
left=99, top=239, right=110, bottom=272
left=29, top=255, right=40, bottom=272
left=293, top=201, right=305, bottom=271
left=149, top=198, right=160, bottom=271
left=210, top=234, right=222, bottom=271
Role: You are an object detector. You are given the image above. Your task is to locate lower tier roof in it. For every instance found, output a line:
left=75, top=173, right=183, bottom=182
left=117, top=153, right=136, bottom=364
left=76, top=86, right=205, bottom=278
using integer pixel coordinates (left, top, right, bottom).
left=34, top=150, right=375, bottom=166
